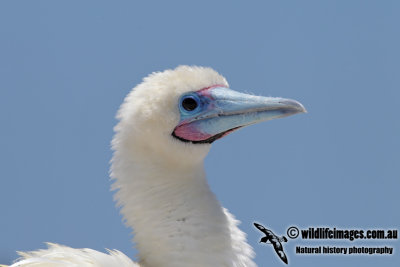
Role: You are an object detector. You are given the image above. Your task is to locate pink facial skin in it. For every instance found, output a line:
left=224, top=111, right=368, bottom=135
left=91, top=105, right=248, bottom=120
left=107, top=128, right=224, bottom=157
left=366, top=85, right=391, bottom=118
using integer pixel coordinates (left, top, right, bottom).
left=196, top=84, right=226, bottom=98
left=173, top=84, right=226, bottom=142
left=174, top=122, right=241, bottom=143
left=174, top=123, right=213, bottom=141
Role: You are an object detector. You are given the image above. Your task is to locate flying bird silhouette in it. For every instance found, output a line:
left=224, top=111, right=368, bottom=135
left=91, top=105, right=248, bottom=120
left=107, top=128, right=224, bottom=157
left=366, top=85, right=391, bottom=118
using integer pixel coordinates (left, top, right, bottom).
left=254, top=222, right=289, bottom=264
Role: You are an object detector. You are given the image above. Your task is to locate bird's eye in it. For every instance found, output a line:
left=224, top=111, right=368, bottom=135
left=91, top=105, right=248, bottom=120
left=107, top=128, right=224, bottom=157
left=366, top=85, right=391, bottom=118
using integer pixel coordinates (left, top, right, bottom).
left=180, top=94, right=200, bottom=112
left=182, top=97, right=198, bottom=111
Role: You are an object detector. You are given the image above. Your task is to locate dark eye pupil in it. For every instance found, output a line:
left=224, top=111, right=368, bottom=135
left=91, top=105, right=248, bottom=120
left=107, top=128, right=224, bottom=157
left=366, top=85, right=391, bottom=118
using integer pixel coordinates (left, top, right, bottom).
left=182, top=97, right=198, bottom=111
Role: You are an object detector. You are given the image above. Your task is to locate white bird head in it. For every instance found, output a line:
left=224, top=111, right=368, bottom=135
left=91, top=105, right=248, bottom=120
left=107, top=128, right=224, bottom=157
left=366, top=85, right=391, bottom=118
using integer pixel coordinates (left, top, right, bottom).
left=113, top=65, right=305, bottom=167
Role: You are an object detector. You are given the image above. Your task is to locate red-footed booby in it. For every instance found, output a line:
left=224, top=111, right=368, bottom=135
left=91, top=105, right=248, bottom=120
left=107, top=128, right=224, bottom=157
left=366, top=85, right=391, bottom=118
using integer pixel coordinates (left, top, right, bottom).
left=8, top=66, right=305, bottom=267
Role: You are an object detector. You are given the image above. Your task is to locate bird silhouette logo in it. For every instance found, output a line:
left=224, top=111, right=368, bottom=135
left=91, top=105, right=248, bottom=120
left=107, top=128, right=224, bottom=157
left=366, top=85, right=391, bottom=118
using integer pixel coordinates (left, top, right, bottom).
left=254, top=222, right=289, bottom=264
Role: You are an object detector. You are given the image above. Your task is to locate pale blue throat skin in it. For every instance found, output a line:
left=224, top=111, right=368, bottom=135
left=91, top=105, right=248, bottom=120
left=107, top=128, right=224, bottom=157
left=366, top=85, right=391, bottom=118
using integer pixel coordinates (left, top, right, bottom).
left=173, top=86, right=306, bottom=144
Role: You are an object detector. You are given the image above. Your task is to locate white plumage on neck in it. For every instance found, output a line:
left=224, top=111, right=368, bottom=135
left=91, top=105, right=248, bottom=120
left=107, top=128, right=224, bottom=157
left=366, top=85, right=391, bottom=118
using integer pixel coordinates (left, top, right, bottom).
left=111, top=135, right=255, bottom=267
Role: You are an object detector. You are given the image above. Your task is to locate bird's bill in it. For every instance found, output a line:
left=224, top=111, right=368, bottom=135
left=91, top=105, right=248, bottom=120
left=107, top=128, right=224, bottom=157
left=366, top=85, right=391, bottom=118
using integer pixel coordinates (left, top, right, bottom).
left=173, top=87, right=306, bottom=144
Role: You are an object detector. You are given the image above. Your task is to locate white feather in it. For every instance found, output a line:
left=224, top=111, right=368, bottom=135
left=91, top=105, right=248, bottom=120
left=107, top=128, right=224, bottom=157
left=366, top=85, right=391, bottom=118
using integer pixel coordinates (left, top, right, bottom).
left=11, top=243, right=137, bottom=267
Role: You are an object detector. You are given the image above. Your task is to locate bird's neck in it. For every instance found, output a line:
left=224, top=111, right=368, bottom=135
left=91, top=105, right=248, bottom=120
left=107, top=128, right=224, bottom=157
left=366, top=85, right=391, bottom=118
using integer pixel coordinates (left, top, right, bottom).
left=111, top=149, right=255, bottom=267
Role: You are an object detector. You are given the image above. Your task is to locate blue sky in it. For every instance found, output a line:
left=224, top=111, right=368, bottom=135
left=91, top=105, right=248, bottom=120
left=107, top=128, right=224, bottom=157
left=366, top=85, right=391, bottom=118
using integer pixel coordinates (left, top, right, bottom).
left=0, top=1, right=399, bottom=266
